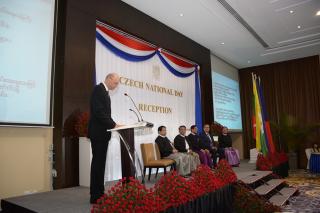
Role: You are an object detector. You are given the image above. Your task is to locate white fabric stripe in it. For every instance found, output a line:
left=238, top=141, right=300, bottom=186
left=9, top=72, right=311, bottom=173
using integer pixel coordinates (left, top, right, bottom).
left=159, top=52, right=195, bottom=74
left=97, top=22, right=158, bottom=49
left=160, top=49, right=198, bottom=67
left=97, top=28, right=155, bottom=57
left=95, top=41, right=195, bottom=181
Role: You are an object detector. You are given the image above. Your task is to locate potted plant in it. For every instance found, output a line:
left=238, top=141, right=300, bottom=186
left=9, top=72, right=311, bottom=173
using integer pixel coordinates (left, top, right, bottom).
left=63, top=109, right=83, bottom=138
left=271, top=114, right=319, bottom=169
left=211, top=121, right=224, bottom=136
left=59, top=109, right=86, bottom=187
left=75, top=111, right=89, bottom=138
left=73, top=110, right=91, bottom=187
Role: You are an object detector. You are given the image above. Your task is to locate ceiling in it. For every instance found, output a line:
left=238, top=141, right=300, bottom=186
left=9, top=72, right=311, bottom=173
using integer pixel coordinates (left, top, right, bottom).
left=121, top=0, right=320, bottom=69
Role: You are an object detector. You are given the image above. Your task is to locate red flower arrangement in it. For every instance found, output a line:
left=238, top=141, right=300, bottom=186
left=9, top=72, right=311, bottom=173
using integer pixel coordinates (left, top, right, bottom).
left=153, top=171, right=199, bottom=208
left=63, top=109, right=90, bottom=138
left=91, top=177, right=167, bottom=213
left=63, top=109, right=82, bottom=137
left=190, top=165, right=224, bottom=195
left=215, top=159, right=237, bottom=185
left=256, top=152, right=288, bottom=171
left=75, top=111, right=89, bottom=137
left=278, top=151, right=288, bottom=164
left=91, top=162, right=239, bottom=212
left=268, top=152, right=281, bottom=168
left=256, top=153, right=273, bottom=171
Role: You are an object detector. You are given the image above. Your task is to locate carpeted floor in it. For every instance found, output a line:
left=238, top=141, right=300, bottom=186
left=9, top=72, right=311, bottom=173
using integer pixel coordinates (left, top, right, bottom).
left=282, top=170, right=320, bottom=213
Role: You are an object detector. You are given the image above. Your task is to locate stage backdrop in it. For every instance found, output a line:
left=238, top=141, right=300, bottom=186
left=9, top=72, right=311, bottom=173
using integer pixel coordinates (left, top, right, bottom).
left=95, top=21, right=202, bottom=181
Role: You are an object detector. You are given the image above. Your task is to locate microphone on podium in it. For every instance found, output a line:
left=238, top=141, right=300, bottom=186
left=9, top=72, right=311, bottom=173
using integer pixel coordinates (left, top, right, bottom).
left=124, top=93, right=143, bottom=122
left=129, top=108, right=140, bottom=122
left=124, top=93, right=154, bottom=128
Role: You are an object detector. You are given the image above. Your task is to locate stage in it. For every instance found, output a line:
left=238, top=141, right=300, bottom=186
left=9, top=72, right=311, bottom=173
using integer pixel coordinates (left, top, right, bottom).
left=0, top=161, right=261, bottom=213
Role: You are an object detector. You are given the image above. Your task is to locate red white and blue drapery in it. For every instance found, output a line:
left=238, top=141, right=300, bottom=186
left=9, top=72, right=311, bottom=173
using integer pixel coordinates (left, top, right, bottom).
left=96, top=21, right=203, bottom=130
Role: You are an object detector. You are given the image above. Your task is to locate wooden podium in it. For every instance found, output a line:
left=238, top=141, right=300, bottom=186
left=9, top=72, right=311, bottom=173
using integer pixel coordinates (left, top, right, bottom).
left=108, top=121, right=153, bottom=181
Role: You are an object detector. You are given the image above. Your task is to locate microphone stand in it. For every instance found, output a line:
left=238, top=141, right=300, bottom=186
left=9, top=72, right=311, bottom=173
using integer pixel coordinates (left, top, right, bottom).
left=124, top=93, right=154, bottom=127
left=129, top=108, right=140, bottom=122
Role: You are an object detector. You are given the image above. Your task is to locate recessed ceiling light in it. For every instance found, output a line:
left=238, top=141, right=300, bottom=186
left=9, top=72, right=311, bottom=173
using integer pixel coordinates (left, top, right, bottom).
left=316, top=10, right=320, bottom=16
left=297, top=25, right=301, bottom=29
left=289, top=10, right=294, bottom=14
left=221, top=42, right=225, bottom=45
left=179, top=13, right=184, bottom=17
left=247, top=60, right=251, bottom=64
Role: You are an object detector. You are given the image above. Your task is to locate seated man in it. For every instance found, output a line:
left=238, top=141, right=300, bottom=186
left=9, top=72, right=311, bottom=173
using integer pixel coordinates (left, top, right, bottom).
left=187, top=125, right=212, bottom=168
left=200, top=124, right=218, bottom=166
left=155, top=126, right=191, bottom=176
left=174, top=125, right=200, bottom=171
left=218, top=127, right=240, bottom=166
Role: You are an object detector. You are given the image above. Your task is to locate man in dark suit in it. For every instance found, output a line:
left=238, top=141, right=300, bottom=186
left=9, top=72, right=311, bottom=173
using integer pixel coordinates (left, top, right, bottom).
left=199, top=124, right=218, bottom=166
left=174, top=125, right=191, bottom=153
left=155, top=126, right=191, bottom=176
left=174, top=125, right=200, bottom=171
left=187, top=125, right=212, bottom=168
left=88, top=73, right=121, bottom=204
left=155, top=126, right=176, bottom=158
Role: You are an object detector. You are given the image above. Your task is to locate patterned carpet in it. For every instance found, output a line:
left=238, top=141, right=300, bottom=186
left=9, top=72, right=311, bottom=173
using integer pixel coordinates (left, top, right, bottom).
left=282, top=170, right=320, bottom=213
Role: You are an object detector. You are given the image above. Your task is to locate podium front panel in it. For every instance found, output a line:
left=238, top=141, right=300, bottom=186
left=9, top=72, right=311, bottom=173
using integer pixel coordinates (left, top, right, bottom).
left=118, top=128, right=135, bottom=179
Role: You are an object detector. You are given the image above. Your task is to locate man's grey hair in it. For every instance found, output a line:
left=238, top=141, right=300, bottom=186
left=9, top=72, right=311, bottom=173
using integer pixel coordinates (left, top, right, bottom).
left=105, top=73, right=119, bottom=80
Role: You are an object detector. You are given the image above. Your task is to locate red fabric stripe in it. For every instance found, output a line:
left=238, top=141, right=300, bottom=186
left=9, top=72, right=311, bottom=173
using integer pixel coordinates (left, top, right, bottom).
left=161, top=51, right=195, bottom=68
left=265, top=122, right=276, bottom=153
left=96, top=25, right=156, bottom=51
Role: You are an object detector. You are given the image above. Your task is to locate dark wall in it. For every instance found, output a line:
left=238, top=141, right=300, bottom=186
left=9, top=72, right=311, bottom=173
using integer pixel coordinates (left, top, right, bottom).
left=239, top=55, right=320, bottom=168
left=62, top=0, right=212, bottom=122
left=53, top=0, right=213, bottom=188
left=52, top=0, right=67, bottom=189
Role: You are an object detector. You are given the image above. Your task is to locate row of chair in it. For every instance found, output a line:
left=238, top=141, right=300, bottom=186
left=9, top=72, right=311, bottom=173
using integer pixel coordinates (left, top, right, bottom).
left=140, top=143, right=175, bottom=181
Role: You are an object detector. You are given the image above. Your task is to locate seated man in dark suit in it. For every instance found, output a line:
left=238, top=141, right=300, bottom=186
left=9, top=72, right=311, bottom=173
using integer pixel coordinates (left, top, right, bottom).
left=199, top=124, right=218, bottom=166
left=174, top=125, right=200, bottom=171
left=187, top=125, right=212, bottom=168
left=155, top=126, right=191, bottom=176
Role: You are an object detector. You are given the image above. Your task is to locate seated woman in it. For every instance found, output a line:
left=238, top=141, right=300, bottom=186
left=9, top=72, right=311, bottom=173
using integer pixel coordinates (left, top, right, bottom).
left=218, top=127, right=240, bottom=166
left=155, top=126, right=192, bottom=176
left=312, top=143, right=320, bottom=153
left=174, top=125, right=200, bottom=172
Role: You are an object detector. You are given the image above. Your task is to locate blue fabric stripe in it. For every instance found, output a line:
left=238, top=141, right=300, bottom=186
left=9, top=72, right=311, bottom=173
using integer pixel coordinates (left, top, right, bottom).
left=96, top=31, right=156, bottom=62
left=195, top=69, right=203, bottom=133
left=93, top=68, right=97, bottom=85
left=156, top=51, right=195, bottom=78
left=96, top=30, right=202, bottom=130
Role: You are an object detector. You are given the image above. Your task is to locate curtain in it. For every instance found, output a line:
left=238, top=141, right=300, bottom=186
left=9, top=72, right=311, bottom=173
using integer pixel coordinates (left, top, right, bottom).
left=239, top=55, right=320, bottom=168
left=95, top=21, right=202, bottom=180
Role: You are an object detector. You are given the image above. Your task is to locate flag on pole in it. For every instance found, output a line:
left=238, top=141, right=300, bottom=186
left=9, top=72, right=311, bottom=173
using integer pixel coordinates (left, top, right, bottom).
left=252, top=94, right=256, bottom=140
left=252, top=74, right=268, bottom=156
left=257, top=78, right=276, bottom=154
